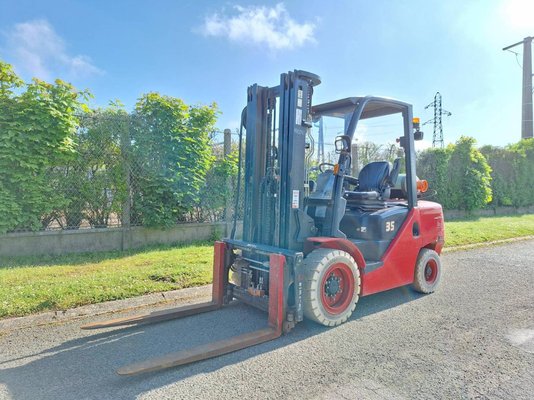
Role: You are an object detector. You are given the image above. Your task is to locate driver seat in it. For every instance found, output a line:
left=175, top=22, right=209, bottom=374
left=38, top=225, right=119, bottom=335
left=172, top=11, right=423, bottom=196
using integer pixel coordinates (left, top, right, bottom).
left=344, top=159, right=401, bottom=204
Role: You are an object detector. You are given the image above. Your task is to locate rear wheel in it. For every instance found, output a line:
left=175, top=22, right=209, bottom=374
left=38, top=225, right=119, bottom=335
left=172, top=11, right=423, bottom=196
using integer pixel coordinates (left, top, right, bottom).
left=412, top=248, right=442, bottom=294
left=302, top=249, right=361, bottom=326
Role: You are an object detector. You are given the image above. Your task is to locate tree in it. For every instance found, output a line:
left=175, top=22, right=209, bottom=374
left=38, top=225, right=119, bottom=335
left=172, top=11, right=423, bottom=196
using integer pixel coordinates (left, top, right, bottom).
left=446, top=136, right=492, bottom=211
left=194, top=146, right=239, bottom=222
left=482, top=138, right=534, bottom=208
left=0, top=60, right=89, bottom=233
left=417, top=147, right=450, bottom=206
left=479, top=145, right=516, bottom=207
left=130, top=93, right=218, bottom=227
left=417, top=137, right=492, bottom=211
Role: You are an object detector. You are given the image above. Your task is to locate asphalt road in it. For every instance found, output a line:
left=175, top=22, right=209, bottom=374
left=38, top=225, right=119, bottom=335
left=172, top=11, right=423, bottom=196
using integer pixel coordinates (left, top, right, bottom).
left=1, top=241, right=533, bottom=400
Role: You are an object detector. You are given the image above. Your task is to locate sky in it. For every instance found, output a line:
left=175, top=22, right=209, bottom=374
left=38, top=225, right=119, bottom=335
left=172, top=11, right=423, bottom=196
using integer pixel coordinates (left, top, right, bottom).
left=0, top=0, right=532, bottom=147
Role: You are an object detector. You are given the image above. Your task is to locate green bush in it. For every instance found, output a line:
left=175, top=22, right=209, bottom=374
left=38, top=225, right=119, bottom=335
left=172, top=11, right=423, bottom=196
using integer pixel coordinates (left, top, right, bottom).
left=417, top=147, right=449, bottom=206
left=130, top=93, right=218, bottom=227
left=193, top=147, right=239, bottom=222
left=418, top=136, right=492, bottom=211
left=479, top=145, right=516, bottom=207
left=0, top=61, right=88, bottom=233
left=447, top=136, right=492, bottom=210
left=47, top=106, right=128, bottom=229
left=481, top=138, right=534, bottom=208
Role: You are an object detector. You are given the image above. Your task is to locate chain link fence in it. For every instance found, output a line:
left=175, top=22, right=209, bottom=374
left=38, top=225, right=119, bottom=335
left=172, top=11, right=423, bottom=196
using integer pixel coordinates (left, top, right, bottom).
left=19, top=114, right=244, bottom=233
left=41, top=113, right=128, bottom=230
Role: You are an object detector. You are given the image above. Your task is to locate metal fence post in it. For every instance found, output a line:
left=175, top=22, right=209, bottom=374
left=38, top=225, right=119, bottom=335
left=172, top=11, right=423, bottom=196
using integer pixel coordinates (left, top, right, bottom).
left=120, top=115, right=132, bottom=250
left=224, top=129, right=233, bottom=237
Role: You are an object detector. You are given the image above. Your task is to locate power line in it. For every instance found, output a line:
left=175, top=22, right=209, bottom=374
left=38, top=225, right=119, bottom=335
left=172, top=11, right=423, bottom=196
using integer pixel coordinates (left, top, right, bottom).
left=423, top=92, right=451, bottom=148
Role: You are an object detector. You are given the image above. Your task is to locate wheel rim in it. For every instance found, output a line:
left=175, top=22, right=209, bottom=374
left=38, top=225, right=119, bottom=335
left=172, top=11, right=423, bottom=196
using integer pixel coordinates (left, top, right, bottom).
left=321, top=262, right=355, bottom=315
left=424, top=259, right=438, bottom=284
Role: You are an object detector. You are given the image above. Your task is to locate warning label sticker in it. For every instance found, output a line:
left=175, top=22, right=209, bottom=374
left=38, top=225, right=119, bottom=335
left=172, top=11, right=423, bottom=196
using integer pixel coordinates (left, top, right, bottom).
left=292, top=190, right=300, bottom=209
left=296, top=108, right=302, bottom=125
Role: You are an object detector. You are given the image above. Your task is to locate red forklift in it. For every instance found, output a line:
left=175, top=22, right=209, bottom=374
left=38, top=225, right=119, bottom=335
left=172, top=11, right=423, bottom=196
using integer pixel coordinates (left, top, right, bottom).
left=83, top=70, right=445, bottom=375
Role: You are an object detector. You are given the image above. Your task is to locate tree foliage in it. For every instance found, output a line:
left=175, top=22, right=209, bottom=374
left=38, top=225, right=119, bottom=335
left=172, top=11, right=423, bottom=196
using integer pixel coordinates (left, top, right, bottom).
left=47, top=105, right=128, bottom=229
left=418, top=136, right=492, bottom=211
left=447, top=136, right=492, bottom=210
left=130, top=93, right=218, bottom=227
left=0, top=61, right=89, bottom=233
left=416, top=147, right=449, bottom=206
left=480, top=138, right=534, bottom=208
left=193, top=147, right=239, bottom=222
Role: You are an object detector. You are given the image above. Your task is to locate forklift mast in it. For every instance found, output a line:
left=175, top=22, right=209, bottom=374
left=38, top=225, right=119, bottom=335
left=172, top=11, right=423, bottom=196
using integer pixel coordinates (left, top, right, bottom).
left=243, top=70, right=321, bottom=251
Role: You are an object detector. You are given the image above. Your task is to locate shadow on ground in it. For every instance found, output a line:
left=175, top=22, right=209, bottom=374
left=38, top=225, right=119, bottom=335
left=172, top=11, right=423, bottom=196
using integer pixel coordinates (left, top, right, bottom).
left=0, top=286, right=424, bottom=400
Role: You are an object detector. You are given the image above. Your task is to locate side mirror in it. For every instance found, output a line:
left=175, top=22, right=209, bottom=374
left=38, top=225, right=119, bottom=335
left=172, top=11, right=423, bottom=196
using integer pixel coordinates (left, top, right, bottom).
left=335, top=135, right=351, bottom=153
left=414, top=131, right=424, bottom=141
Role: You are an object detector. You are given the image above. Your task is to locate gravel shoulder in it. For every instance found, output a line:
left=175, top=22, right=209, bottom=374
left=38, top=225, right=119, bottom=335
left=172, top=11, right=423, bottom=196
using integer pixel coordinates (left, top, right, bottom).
left=0, top=241, right=533, bottom=400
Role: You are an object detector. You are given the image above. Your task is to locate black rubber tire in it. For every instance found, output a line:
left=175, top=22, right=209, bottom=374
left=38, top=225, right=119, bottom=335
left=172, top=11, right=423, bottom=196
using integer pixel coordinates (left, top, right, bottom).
left=412, top=248, right=442, bottom=294
left=302, top=249, right=361, bottom=326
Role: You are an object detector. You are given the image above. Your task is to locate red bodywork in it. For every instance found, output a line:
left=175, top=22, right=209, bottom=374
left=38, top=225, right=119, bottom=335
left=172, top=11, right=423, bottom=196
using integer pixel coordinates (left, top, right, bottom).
left=306, top=200, right=444, bottom=297
left=267, top=254, right=285, bottom=333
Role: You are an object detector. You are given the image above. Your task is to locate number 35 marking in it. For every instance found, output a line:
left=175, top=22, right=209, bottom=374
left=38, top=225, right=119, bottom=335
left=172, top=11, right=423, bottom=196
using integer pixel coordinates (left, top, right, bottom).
left=386, top=221, right=395, bottom=232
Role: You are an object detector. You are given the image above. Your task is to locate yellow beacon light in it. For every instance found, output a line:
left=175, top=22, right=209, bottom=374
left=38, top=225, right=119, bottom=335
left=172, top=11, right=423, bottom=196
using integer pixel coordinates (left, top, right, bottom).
left=413, top=117, right=421, bottom=131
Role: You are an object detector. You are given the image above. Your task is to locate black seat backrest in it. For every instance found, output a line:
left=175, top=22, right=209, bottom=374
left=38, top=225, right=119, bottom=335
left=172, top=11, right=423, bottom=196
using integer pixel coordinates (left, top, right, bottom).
left=358, top=161, right=391, bottom=192
left=387, top=158, right=401, bottom=186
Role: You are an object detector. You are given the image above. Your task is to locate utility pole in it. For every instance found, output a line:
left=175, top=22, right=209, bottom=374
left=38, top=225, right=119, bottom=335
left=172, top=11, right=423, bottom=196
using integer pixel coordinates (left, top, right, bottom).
left=423, top=92, right=451, bottom=148
left=503, top=36, right=533, bottom=139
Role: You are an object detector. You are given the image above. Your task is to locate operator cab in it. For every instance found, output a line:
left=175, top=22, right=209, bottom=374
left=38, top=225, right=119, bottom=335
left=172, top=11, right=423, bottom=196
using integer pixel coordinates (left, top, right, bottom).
left=307, top=97, right=424, bottom=262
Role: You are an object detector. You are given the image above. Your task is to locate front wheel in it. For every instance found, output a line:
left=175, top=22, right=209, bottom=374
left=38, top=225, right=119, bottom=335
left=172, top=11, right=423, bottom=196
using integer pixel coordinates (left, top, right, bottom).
left=302, top=249, right=361, bottom=326
left=412, top=248, right=442, bottom=294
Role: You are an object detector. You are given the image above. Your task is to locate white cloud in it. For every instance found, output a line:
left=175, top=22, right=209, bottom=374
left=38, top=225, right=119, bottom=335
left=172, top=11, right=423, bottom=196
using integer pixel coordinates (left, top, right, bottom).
left=2, top=19, right=103, bottom=80
left=199, top=3, right=315, bottom=50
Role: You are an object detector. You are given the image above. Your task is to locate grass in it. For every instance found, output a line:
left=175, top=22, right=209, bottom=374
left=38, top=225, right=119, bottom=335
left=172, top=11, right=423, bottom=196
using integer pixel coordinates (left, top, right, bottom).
left=444, top=214, right=534, bottom=247
left=0, top=242, right=214, bottom=318
left=1, top=214, right=534, bottom=319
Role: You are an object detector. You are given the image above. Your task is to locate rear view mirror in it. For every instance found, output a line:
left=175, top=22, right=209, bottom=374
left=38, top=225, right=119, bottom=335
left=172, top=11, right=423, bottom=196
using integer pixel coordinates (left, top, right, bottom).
left=414, top=131, right=424, bottom=141
left=335, top=135, right=351, bottom=153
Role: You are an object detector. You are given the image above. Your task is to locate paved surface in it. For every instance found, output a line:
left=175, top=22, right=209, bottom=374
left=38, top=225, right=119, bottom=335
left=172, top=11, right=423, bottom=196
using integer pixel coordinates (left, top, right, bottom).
left=0, top=241, right=533, bottom=400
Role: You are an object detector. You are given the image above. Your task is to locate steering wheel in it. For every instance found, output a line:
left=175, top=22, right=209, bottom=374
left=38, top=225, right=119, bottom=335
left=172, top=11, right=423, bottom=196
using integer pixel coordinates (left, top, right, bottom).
left=318, top=163, right=335, bottom=173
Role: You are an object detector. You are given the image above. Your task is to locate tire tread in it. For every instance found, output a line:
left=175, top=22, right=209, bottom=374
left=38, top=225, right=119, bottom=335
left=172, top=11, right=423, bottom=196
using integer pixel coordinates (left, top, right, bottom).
left=302, top=249, right=360, bottom=326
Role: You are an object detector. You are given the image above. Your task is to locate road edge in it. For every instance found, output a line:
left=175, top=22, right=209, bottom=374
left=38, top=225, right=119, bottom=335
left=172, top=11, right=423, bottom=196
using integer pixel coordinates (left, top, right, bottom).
left=442, top=235, right=534, bottom=253
left=0, top=284, right=212, bottom=333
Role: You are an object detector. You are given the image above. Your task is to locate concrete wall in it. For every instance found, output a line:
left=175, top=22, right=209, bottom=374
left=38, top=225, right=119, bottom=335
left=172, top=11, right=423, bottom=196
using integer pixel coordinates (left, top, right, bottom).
left=1, top=205, right=533, bottom=257
left=0, top=222, right=243, bottom=258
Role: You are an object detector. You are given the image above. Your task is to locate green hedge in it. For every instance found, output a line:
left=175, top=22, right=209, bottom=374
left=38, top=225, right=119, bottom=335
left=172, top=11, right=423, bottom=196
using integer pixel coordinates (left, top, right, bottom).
left=480, top=139, right=534, bottom=208
left=0, top=61, right=89, bottom=233
left=418, top=137, right=534, bottom=211
left=0, top=60, right=221, bottom=233
left=130, top=93, right=218, bottom=227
